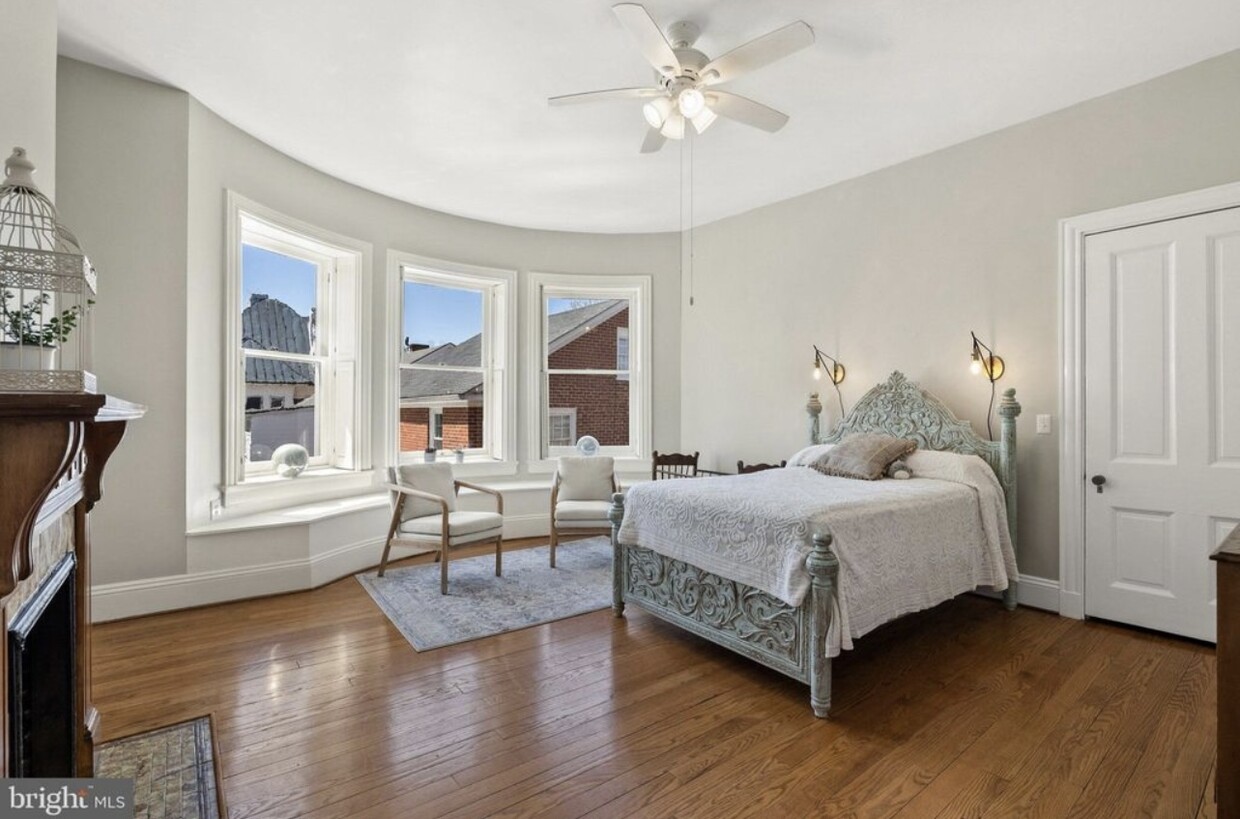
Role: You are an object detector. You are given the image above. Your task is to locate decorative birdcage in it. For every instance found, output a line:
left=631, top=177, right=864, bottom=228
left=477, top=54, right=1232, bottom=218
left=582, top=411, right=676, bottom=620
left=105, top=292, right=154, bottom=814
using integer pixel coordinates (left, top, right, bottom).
left=0, top=147, right=96, bottom=392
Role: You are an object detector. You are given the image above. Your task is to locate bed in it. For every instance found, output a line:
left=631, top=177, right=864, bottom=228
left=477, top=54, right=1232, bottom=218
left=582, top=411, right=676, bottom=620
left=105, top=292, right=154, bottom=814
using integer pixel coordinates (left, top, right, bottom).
left=608, top=371, right=1021, bottom=717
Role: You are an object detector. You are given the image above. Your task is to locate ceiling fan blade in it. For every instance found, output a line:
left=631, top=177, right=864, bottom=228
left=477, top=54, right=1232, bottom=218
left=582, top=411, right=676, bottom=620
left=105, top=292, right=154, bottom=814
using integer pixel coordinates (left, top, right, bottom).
left=700, top=21, right=814, bottom=85
left=706, top=91, right=790, bottom=133
left=612, top=3, right=681, bottom=78
left=640, top=128, right=667, bottom=153
left=549, top=87, right=665, bottom=106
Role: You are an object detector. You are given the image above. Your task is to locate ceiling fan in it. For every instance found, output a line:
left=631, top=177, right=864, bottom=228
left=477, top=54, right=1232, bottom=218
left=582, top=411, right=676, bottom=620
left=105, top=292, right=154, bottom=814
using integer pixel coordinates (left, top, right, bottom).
left=549, top=3, right=815, bottom=153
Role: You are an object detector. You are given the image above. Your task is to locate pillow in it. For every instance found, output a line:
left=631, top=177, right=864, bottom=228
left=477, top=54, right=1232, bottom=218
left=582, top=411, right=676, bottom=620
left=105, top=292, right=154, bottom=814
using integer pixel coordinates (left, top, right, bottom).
left=556, top=456, right=616, bottom=501
left=810, top=434, right=917, bottom=481
left=886, top=459, right=913, bottom=480
left=787, top=443, right=834, bottom=467
left=393, top=463, right=457, bottom=520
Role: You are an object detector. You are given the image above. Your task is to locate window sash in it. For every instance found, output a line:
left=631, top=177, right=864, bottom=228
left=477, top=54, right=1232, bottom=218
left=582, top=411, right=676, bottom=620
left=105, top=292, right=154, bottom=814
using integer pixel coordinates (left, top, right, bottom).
left=399, top=267, right=505, bottom=463
left=535, top=285, right=642, bottom=459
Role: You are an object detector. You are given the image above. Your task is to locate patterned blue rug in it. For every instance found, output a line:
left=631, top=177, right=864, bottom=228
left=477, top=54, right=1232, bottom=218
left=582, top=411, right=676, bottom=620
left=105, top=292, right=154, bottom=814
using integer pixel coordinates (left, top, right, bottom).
left=356, top=537, right=612, bottom=651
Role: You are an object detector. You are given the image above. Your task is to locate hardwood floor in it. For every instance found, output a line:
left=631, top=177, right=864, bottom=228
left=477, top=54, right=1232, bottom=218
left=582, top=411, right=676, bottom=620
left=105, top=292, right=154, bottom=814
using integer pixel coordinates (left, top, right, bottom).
left=93, top=539, right=1218, bottom=818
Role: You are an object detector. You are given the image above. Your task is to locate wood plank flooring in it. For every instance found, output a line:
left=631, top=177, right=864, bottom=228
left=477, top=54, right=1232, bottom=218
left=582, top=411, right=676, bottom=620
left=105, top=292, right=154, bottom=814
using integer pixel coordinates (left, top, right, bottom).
left=92, top=539, right=1218, bottom=818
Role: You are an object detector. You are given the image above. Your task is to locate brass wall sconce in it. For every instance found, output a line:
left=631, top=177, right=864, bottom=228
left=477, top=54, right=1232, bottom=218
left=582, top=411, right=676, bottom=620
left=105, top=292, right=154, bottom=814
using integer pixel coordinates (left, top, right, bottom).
left=970, top=331, right=1005, bottom=381
left=970, top=332, right=1005, bottom=440
left=812, top=345, right=846, bottom=417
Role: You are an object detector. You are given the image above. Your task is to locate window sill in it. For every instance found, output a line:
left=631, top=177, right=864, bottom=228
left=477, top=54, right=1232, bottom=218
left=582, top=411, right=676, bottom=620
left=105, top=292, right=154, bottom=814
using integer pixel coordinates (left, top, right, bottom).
left=394, top=459, right=519, bottom=479
left=218, top=468, right=378, bottom=519
left=527, top=457, right=652, bottom=478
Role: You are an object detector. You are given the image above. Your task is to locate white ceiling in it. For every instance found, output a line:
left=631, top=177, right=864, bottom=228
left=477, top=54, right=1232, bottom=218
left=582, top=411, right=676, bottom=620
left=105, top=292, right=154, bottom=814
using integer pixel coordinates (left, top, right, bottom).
left=58, top=1, right=1240, bottom=234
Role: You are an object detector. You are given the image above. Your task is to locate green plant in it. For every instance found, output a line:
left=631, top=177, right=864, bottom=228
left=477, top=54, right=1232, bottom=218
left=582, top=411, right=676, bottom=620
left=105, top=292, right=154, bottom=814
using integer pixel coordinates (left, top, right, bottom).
left=1, top=291, right=92, bottom=346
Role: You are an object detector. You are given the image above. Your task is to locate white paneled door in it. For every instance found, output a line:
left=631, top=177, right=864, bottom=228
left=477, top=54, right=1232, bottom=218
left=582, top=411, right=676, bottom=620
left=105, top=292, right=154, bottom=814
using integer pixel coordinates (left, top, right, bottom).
left=1084, top=207, right=1240, bottom=641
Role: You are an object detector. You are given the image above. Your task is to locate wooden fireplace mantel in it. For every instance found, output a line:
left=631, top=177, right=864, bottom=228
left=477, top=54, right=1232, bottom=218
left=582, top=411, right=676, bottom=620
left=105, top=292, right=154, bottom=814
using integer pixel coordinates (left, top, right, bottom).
left=0, top=392, right=145, bottom=776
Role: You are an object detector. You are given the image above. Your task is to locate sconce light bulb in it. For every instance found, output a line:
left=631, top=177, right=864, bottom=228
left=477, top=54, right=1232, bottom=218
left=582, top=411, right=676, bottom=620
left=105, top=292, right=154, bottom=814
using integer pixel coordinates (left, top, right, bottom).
left=970, top=358, right=982, bottom=376
left=813, top=361, right=822, bottom=380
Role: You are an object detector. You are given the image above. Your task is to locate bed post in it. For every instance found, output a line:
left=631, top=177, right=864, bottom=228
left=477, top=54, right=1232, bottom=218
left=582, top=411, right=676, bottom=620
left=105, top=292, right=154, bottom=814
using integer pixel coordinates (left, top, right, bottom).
left=807, top=393, right=823, bottom=445
left=998, top=388, right=1022, bottom=611
left=610, top=492, right=626, bottom=618
left=806, top=528, right=839, bottom=718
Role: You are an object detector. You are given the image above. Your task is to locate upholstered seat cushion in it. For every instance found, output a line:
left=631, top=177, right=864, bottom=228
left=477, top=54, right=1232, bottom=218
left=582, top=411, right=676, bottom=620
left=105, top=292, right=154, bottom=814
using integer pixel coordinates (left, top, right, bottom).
left=554, top=500, right=612, bottom=524
left=399, top=510, right=503, bottom=545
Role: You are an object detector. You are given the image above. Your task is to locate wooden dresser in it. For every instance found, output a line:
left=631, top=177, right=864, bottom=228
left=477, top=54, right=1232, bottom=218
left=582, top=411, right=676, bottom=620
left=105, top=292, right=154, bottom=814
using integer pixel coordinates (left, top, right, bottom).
left=1213, top=523, right=1240, bottom=819
left=0, top=393, right=143, bottom=775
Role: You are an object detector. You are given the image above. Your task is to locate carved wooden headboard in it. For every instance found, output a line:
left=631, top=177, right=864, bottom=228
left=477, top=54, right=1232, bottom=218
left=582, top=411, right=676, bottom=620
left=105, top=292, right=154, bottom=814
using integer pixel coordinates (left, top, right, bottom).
left=807, top=371, right=1021, bottom=544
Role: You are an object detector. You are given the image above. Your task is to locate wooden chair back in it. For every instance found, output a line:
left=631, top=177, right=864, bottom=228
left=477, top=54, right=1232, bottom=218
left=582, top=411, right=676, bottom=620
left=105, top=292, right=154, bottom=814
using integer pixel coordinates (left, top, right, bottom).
left=736, top=460, right=787, bottom=474
left=652, top=451, right=699, bottom=480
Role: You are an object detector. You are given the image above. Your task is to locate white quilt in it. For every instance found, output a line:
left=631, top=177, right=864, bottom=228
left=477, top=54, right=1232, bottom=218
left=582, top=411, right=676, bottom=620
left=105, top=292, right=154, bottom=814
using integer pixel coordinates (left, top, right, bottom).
left=617, top=450, right=1017, bottom=657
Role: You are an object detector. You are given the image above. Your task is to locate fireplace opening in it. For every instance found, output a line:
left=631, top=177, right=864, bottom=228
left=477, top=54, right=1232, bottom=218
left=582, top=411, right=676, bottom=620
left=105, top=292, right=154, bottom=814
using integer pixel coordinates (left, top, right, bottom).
left=8, top=553, right=76, bottom=777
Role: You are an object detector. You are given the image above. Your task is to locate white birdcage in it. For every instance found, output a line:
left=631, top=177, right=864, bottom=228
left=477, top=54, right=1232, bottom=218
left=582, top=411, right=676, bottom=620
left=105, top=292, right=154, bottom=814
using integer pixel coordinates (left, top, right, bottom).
left=0, top=147, right=96, bottom=392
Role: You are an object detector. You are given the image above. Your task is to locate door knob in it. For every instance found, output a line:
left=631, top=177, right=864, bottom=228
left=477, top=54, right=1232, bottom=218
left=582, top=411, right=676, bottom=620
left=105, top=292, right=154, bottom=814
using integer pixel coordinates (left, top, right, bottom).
left=1091, top=475, right=1107, bottom=494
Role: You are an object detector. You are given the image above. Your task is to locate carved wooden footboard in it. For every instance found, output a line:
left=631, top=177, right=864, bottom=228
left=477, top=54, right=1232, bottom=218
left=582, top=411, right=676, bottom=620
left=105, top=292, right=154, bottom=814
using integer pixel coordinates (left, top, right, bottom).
left=609, top=495, right=841, bottom=718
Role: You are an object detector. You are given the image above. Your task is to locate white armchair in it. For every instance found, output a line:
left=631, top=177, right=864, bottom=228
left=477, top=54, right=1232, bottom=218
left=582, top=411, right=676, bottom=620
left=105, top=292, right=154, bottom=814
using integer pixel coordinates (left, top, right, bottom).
left=380, top=463, right=504, bottom=594
left=549, top=456, right=618, bottom=568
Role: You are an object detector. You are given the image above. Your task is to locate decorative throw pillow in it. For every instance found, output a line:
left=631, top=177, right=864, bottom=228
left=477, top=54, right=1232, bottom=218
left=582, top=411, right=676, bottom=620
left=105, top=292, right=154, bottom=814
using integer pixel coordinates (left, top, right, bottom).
left=810, top=434, right=917, bottom=481
left=556, top=456, right=616, bottom=501
left=394, top=463, right=457, bottom=520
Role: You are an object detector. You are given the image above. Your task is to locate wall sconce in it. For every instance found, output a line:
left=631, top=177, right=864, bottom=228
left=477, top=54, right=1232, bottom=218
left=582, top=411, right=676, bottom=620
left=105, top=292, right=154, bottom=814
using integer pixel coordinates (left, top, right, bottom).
left=969, top=331, right=1005, bottom=440
left=970, top=332, right=1005, bottom=381
left=812, top=345, right=846, bottom=417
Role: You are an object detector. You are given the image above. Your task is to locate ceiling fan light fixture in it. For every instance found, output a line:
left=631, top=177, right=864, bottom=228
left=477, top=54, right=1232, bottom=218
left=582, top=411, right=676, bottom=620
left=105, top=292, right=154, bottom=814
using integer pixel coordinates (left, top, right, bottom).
left=660, top=112, right=685, bottom=139
left=677, top=87, right=706, bottom=118
left=690, top=106, right=717, bottom=134
left=642, top=96, right=673, bottom=129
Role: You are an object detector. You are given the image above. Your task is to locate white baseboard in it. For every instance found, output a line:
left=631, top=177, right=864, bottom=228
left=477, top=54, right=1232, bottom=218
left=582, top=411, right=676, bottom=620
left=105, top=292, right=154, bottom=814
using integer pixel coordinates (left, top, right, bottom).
left=1014, top=574, right=1061, bottom=612
left=973, top=573, right=1061, bottom=612
left=93, top=514, right=555, bottom=622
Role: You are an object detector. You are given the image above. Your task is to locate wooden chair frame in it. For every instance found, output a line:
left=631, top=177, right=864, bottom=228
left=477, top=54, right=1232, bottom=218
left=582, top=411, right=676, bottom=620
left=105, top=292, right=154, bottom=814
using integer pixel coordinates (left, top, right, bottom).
left=737, top=460, right=787, bottom=474
left=549, top=471, right=619, bottom=568
left=651, top=451, right=699, bottom=480
left=380, top=479, right=504, bottom=594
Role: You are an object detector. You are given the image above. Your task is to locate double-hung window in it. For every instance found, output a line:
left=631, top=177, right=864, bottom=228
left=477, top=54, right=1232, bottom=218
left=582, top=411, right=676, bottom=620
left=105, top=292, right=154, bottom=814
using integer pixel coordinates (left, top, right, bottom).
left=226, top=194, right=370, bottom=490
left=527, top=273, right=651, bottom=462
left=395, top=256, right=514, bottom=465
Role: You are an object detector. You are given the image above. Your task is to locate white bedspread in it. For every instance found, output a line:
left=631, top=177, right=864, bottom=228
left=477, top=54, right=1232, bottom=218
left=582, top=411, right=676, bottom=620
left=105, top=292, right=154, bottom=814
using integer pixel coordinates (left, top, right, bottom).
left=617, top=450, right=1017, bottom=656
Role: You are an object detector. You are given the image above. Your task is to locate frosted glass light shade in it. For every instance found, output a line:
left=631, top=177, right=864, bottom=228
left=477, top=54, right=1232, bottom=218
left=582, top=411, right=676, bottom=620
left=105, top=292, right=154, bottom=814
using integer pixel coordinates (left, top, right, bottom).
left=677, top=88, right=705, bottom=118
left=643, top=96, right=673, bottom=129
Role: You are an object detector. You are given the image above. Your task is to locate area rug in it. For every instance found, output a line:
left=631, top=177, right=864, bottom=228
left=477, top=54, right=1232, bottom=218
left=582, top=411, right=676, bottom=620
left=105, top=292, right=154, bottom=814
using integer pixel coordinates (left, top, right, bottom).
left=94, top=715, right=224, bottom=819
left=356, top=536, right=612, bottom=651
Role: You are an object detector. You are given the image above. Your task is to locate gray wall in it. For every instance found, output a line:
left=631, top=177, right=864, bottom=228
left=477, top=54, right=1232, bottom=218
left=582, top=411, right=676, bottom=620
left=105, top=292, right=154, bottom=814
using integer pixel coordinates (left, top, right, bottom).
left=56, top=60, right=189, bottom=582
left=681, top=49, right=1240, bottom=580
left=56, top=58, right=681, bottom=586
left=0, top=0, right=57, bottom=199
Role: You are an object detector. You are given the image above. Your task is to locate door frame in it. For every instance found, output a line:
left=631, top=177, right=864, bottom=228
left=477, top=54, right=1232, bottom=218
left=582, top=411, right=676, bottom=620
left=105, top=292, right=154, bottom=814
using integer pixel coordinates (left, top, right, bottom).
left=1058, top=180, right=1240, bottom=619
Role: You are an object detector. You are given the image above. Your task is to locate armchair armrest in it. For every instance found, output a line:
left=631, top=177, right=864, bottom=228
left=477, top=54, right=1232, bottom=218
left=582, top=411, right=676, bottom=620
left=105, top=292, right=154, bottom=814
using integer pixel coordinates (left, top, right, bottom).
left=455, top=480, right=504, bottom=515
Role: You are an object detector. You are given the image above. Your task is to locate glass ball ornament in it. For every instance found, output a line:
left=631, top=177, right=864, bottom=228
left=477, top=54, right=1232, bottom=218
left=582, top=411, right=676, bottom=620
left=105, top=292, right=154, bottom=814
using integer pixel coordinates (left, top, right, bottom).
left=271, top=443, right=310, bottom=478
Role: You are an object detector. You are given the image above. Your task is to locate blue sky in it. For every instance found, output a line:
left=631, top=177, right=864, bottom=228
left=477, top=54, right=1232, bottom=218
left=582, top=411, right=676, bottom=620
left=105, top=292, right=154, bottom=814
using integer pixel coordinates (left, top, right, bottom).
left=244, top=244, right=593, bottom=348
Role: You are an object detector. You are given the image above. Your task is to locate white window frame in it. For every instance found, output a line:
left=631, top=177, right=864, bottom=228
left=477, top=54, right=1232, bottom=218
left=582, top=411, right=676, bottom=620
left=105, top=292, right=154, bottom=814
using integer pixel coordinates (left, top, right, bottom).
left=525, top=272, right=652, bottom=468
left=548, top=408, right=578, bottom=448
left=616, top=326, right=630, bottom=382
left=224, top=192, right=372, bottom=499
left=387, top=251, right=517, bottom=474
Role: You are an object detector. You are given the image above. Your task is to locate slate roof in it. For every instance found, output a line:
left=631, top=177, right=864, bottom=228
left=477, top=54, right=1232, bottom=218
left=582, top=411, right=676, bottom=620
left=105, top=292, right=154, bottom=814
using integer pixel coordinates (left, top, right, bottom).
left=243, top=294, right=315, bottom=385
left=400, top=299, right=625, bottom=402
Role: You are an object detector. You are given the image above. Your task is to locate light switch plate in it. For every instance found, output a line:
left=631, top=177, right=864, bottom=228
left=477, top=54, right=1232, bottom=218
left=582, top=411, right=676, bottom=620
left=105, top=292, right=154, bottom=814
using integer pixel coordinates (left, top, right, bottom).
left=1036, top=414, right=1052, bottom=435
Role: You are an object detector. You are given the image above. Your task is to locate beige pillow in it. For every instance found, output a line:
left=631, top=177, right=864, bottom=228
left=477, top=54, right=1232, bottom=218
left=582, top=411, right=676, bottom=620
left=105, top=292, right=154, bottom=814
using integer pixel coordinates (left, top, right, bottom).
left=556, top=456, right=616, bottom=501
left=393, top=463, right=457, bottom=520
left=810, top=434, right=917, bottom=481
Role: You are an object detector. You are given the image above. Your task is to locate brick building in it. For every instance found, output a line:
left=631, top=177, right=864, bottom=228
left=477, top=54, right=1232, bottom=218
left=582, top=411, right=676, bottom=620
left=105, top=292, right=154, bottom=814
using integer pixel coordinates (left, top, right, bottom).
left=399, top=299, right=629, bottom=453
